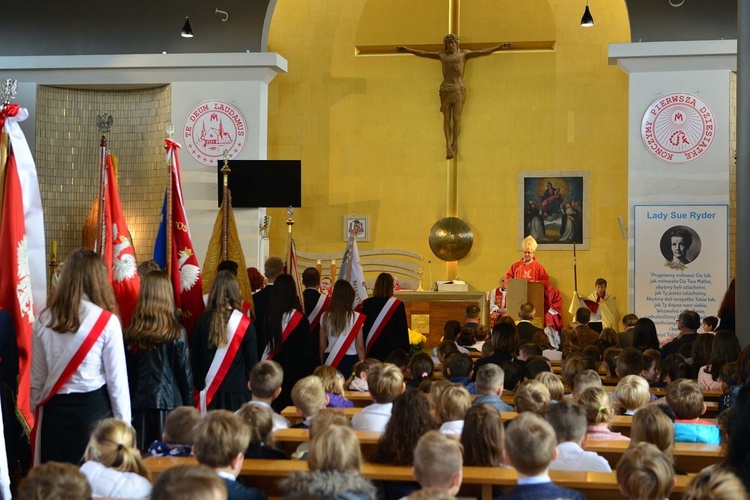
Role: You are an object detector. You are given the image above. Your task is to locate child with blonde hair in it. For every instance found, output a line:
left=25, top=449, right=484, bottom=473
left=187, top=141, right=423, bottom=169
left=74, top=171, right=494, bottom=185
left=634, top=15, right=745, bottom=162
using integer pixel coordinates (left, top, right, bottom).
left=351, top=362, right=404, bottom=432
left=346, top=358, right=381, bottom=392
left=80, top=418, right=152, bottom=498
left=291, top=375, right=329, bottom=429
left=236, top=403, right=289, bottom=459
left=666, top=378, right=721, bottom=444
left=684, top=468, right=749, bottom=500
left=616, top=442, right=674, bottom=500
left=146, top=406, right=202, bottom=457
left=514, top=380, right=551, bottom=417
left=412, top=431, right=464, bottom=496
left=502, top=413, right=585, bottom=499
left=630, top=405, right=679, bottom=472
left=281, top=425, right=378, bottom=499
left=313, top=365, right=354, bottom=408
left=436, top=385, right=472, bottom=435
left=535, top=371, right=564, bottom=402
left=19, top=462, right=93, bottom=500
left=150, top=464, right=228, bottom=500
left=192, top=410, right=266, bottom=500
left=578, top=387, right=630, bottom=441
left=614, top=374, right=651, bottom=415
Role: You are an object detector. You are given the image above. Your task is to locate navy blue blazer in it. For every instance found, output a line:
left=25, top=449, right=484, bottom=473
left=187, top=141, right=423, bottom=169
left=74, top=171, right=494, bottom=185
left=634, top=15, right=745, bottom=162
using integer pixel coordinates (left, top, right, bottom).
left=223, top=477, right=268, bottom=500
left=495, top=481, right=586, bottom=500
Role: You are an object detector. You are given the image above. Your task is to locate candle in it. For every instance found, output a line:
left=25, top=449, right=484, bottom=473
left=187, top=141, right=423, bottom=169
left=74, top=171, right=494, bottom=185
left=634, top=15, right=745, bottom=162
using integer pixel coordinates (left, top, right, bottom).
left=51, top=240, right=58, bottom=263
left=316, top=259, right=323, bottom=276
left=330, top=260, right=337, bottom=280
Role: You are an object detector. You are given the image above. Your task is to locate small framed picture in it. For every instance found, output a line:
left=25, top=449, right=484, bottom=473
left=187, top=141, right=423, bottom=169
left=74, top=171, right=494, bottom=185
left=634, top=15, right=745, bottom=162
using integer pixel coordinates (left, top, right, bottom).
left=343, top=215, right=369, bottom=241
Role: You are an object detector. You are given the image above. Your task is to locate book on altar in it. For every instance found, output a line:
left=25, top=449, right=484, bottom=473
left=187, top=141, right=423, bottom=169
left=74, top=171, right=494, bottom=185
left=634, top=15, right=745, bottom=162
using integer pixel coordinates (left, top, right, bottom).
left=437, top=280, right=469, bottom=292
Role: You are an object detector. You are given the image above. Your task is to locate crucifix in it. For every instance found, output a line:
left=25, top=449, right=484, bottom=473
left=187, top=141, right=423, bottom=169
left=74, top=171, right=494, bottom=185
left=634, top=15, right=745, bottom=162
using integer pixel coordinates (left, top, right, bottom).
left=355, top=0, right=554, bottom=278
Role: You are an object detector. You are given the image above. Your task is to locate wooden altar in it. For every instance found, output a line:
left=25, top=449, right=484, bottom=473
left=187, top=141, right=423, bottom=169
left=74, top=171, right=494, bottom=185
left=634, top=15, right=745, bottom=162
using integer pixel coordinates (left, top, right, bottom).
left=394, top=291, right=488, bottom=348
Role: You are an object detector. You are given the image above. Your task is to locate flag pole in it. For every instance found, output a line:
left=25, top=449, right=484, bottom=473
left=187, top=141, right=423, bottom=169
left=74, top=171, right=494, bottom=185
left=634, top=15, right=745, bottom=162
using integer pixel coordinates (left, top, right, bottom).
left=573, top=243, right=578, bottom=292
left=221, top=151, right=231, bottom=261
left=94, top=113, right=113, bottom=255
left=286, top=205, right=294, bottom=263
left=0, top=80, right=14, bottom=221
left=165, top=122, right=175, bottom=279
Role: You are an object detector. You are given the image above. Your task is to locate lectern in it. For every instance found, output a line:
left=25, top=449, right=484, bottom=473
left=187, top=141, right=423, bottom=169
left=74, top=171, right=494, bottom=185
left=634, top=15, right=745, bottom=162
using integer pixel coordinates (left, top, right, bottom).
left=506, top=279, right=545, bottom=328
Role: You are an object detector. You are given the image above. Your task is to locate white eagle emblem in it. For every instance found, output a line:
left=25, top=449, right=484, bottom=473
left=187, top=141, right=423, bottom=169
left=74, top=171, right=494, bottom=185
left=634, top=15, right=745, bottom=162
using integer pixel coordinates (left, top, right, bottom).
left=112, top=223, right=137, bottom=283
left=178, top=248, right=200, bottom=292
left=16, top=236, right=34, bottom=323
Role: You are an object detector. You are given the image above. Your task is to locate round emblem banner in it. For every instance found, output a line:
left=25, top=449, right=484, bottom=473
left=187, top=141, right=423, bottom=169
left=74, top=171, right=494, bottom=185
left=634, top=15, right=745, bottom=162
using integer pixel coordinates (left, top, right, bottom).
left=641, top=92, right=715, bottom=164
left=183, top=100, right=247, bottom=166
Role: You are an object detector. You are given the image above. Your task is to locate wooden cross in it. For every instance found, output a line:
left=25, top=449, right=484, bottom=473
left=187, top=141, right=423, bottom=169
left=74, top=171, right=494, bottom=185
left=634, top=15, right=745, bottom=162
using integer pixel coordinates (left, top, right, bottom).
left=354, top=0, right=555, bottom=279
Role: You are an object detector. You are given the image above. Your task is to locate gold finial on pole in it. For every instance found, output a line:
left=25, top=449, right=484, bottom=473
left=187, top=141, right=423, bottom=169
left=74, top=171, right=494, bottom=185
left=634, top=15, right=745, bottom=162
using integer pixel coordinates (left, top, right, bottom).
left=221, top=150, right=231, bottom=261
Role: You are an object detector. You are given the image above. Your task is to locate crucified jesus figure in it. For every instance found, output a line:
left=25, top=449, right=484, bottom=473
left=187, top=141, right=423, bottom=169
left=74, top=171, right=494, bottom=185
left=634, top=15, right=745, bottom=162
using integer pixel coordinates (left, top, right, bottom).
left=398, top=35, right=510, bottom=159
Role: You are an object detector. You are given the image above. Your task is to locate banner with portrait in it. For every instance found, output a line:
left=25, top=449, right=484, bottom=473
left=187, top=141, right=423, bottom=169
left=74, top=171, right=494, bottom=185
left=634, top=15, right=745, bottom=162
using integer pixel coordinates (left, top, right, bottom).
left=633, top=204, right=728, bottom=341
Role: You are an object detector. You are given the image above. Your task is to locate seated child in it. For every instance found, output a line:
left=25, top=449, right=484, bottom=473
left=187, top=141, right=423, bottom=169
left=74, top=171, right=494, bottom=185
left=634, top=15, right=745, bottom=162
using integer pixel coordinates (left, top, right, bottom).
left=571, top=369, right=603, bottom=400
left=546, top=400, right=611, bottom=472
left=614, top=374, right=651, bottom=415
left=314, top=365, right=354, bottom=408
left=500, top=412, right=585, bottom=500
left=481, top=340, right=495, bottom=358
left=385, top=349, right=411, bottom=371
left=444, top=353, right=477, bottom=394
left=291, top=375, right=328, bottom=429
left=293, top=407, right=351, bottom=460
left=514, top=380, right=551, bottom=417
left=665, top=378, right=721, bottom=444
left=351, top=362, right=404, bottom=432
left=578, top=387, right=630, bottom=441
left=630, top=404, right=682, bottom=474
left=473, top=325, right=489, bottom=352
left=247, top=360, right=290, bottom=431
left=458, top=328, right=479, bottom=352
left=346, top=358, right=381, bottom=392
left=436, top=385, right=472, bottom=435
left=642, top=349, right=662, bottom=383
left=150, top=464, right=227, bottom=500
left=147, top=406, right=202, bottom=457
left=412, top=431, right=464, bottom=496
left=603, top=347, right=622, bottom=377
left=616, top=347, right=645, bottom=378
left=281, top=425, right=377, bottom=499
left=702, top=315, right=719, bottom=333
left=236, top=403, right=289, bottom=459
left=460, top=404, right=506, bottom=467
left=616, top=442, right=674, bottom=500
left=524, top=356, right=552, bottom=380
left=517, top=343, right=543, bottom=362
left=719, top=361, right=739, bottom=412
left=193, top=410, right=267, bottom=500
left=80, top=418, right=152, bottom=499
left=500, top=361, right=523, bottom=393
left=405, top=352, right=435, bottom=391
left=535, top=371, right=564, bottom=402
left=18, top=462, right=92, bottom=500
left=473, top=364, right=514, bottom=413
left=435, top=340, right=460, bottom=367
left=684, top=467, right=746, bottom=499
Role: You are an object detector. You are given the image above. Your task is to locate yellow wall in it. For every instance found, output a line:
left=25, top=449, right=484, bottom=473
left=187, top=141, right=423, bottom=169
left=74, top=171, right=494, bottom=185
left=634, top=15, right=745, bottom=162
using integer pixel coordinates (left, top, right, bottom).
left=267, top=0, right=631, bottom=322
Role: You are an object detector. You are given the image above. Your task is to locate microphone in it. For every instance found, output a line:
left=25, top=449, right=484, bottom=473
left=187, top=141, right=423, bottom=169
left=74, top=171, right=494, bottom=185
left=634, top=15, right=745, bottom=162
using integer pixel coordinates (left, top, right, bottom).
left=428, top=260, right=433, bottom=291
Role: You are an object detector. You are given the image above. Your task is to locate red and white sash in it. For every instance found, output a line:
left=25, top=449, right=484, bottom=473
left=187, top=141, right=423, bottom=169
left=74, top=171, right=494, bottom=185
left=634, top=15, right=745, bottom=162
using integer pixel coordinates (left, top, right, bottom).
left=197, top=310, right=250, bottom=414
left=307, top=294, right=330, bottom=333
left=242, top=300, right=253, bottom=318
left=31, top=309, right=112, bottom=466
left=324, top=312, right=366, bottom=368
left=365, top=297, right=402, bottom=354
left=261, top=310, right=304, bottom=361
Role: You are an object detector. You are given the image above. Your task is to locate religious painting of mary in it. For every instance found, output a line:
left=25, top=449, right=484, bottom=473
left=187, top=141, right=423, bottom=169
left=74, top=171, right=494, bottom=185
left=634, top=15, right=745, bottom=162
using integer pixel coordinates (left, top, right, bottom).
left=518, top=172, right=590, bottom=250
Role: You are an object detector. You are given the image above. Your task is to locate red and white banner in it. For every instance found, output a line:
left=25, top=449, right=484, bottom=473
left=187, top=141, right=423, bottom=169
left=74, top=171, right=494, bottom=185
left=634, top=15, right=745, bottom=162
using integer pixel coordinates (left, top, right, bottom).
left=0, top=104, right=47, bottom=433
left=102, top=154, right=139, bottom=326
left=365, top=297, right=401, bottom=354
left=261, top=309, right=304, bottom=361
left=197, top=309, right=249, bottom=414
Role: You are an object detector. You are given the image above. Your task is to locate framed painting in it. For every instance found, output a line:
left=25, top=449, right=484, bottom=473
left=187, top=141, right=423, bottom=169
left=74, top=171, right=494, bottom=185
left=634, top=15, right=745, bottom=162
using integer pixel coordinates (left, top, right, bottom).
left=343, top=215, right=370, bottom=241
left=518, top=171, right=590, bottom=250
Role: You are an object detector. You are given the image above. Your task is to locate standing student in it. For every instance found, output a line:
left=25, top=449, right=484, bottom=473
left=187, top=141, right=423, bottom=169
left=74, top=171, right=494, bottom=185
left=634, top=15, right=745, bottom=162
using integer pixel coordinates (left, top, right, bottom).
left=361, top=273, right=410, bottom=362
left=125, top=270, right=193, bottom=449
left=320, top=280, right=366, bottom=379
left=31, top=248, right=130, bottom=465
left=192, top=271, right=259, bottom=413
left=261, top=274, right=317, bottom=411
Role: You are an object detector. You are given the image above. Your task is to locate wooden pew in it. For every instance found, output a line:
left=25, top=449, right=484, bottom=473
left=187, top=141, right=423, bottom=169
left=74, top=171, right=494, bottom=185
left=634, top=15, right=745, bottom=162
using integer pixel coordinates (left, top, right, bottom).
left=143, top=456, right=694, bottom=500
left=343, top=391, right=516, bottom=408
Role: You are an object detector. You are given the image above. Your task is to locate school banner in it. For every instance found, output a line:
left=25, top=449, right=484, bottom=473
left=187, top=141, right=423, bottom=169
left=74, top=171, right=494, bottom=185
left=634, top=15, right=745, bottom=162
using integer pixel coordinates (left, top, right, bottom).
left=633, top=205, right=728, bottom=341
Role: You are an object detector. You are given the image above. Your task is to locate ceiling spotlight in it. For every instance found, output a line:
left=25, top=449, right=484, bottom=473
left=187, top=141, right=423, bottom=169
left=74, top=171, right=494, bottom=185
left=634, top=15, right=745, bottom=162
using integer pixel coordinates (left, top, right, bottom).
left=581, top=3, right=594, bottom=27
left=181, top=17, right=193, bottom=37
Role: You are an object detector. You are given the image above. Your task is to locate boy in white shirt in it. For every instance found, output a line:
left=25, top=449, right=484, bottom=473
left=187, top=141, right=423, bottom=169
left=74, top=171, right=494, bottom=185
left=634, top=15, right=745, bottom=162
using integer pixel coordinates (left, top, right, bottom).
left=351, top=363, right=404, bottom=432
left=247, top=360, right=290, bottom=431
left=546, top=400, right=611, bottom=472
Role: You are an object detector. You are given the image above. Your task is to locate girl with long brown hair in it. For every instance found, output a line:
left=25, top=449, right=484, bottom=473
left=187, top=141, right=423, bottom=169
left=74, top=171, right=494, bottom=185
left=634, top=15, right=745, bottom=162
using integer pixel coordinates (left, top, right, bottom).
left=125, top=270, right=193, bottom=449
left=192, top=270, right=258, bottom=412
left=319, top=280, right=365, bottom=378
left=31, top=248, right=129, bottom=465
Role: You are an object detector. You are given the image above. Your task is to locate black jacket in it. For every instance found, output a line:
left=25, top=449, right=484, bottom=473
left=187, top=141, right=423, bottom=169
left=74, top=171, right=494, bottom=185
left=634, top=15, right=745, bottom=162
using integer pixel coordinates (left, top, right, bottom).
left=126, top=331, right=193, bottom=409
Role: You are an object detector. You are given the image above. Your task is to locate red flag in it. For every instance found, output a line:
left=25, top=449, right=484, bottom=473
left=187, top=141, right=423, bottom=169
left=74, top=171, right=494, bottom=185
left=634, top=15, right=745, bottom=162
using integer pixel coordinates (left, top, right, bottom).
left=163, top=140, right=205, bottom=339
left=0, top=104, right=47, bottom=433
left=102, top=154, right=140, bottom=326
